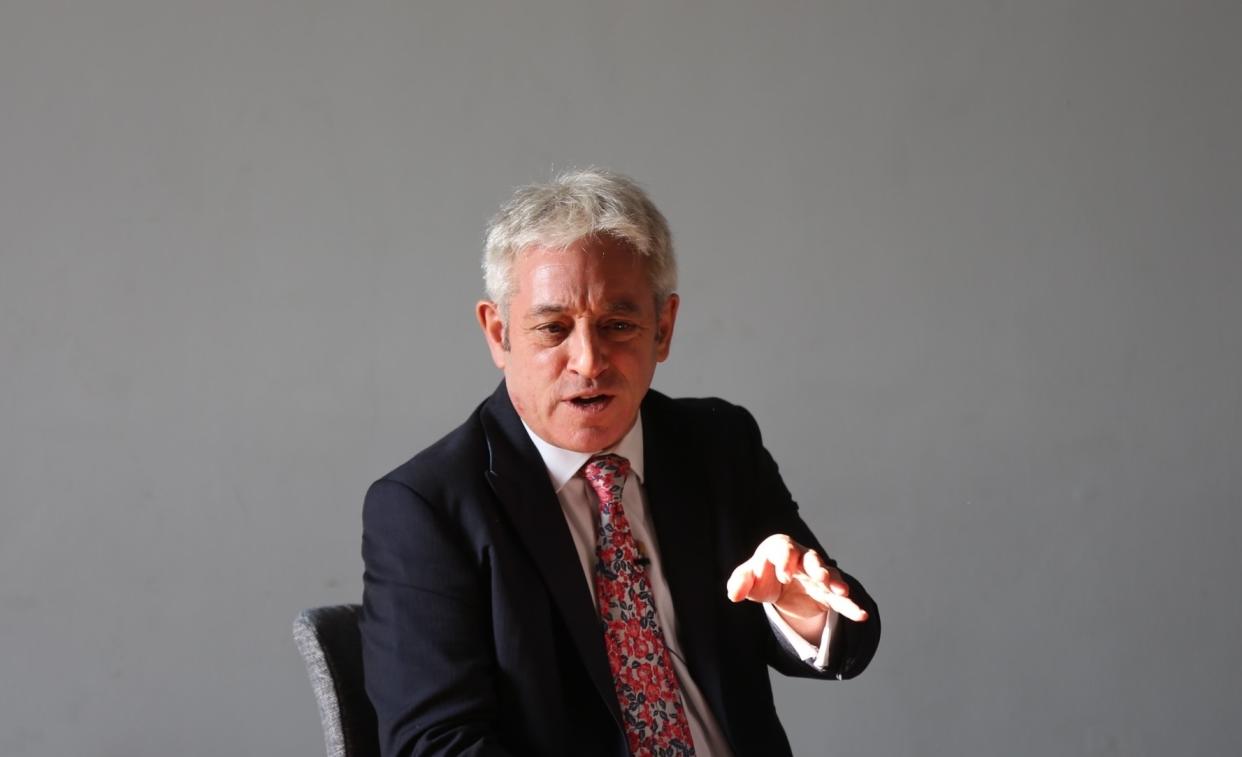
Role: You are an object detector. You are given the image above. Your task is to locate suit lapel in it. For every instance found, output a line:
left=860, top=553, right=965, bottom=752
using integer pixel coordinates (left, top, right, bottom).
left=640, top=392, right=736, bottom=748
left=479, top=383, right=622, bottom=728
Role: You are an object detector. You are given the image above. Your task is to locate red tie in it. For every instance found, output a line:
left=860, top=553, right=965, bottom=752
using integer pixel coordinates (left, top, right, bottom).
left=584, top=454, right=696, bottom=757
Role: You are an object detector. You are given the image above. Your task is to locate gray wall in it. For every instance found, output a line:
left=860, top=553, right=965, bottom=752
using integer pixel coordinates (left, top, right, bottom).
left=3, top=2, right=1239, bottom=755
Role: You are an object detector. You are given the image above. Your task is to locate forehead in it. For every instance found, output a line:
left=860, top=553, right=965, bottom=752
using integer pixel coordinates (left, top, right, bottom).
left=514, top=237, right=653, bottom=311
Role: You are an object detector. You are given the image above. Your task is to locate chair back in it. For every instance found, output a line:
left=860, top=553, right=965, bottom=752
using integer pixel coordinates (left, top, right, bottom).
left=293, top=604, right=379, bottom=757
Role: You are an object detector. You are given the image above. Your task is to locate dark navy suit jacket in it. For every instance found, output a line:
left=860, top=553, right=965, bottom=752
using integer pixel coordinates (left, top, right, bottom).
left=360, top=382, right=879, bottom=756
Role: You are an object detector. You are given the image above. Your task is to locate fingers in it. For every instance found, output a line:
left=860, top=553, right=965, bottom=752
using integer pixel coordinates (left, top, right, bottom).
left=792, top=571, right=869, bottom=622
left=727, top=553, right=777, bottom=603
left=756, top=534, right=801, bottom=583
left=725, top=535, right=818, bottom=604
left=725, top=534, right=870, bottom=622
left=829, top=593, right=869, bottom=622
left=803, top=549, right=831, bottom=583
left=796, top=550, right=868, bottom=620
left=725, top=562, right=755, bottom=603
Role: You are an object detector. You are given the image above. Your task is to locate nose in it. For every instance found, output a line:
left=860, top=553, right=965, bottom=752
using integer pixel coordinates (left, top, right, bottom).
left=567, top=322, right=607, bottom=379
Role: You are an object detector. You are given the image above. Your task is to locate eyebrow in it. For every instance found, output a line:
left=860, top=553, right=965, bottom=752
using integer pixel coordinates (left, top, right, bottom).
left=525, top=300, right=643, bottom=319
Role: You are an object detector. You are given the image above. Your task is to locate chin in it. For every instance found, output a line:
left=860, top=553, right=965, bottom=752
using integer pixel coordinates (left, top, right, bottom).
left=559, top=425, right=624, bottom=453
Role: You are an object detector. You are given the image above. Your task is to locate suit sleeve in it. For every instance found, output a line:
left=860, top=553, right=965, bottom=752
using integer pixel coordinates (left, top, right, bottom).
left=359, top=478, right=516, bottom=757
left=732, top=404, right=881, bottom=681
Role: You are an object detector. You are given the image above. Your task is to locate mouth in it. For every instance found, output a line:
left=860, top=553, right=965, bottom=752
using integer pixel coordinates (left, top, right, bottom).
left=566, top=393, right=614, bottom=412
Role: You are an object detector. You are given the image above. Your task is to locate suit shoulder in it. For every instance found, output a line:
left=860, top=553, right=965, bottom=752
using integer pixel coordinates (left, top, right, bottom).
left=372, top=402, right=490, bottom=500
left=646, top=390, right=760, bottom=433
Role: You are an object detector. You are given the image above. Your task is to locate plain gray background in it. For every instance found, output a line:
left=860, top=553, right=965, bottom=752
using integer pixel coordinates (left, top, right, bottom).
left=2, top=1, right=1239, bottom=755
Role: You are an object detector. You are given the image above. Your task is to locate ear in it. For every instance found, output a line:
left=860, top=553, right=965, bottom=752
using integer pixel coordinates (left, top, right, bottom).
left=654, top=293, right=679, bottom=362
left=476, top=300, right=507, bottom=370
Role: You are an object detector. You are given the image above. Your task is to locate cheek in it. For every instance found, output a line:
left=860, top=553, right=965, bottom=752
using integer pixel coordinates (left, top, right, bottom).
left=514, top=351, right=566, bottom=399
left=534, top=348, right=568, bottom=377
left=617, top=349, right=654, bottom=378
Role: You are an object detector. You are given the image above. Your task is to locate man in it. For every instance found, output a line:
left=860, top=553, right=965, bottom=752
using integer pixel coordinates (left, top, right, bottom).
left=360, top=169, right=879, bottom=757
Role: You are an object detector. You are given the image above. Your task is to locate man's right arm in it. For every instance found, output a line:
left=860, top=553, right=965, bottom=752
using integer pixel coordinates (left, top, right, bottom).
left=360, top=478, right=516, bottom=757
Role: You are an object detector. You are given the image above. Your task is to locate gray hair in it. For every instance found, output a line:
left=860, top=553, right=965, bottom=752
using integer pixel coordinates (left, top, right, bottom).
left=482, top=168, right=677, bottom=311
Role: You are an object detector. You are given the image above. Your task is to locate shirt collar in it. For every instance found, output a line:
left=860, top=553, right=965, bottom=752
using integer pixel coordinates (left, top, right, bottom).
left=520, top=415, right=645, bottom=492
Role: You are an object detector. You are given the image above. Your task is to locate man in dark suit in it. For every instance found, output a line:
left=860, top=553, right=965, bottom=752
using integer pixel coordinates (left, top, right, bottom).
left=360, top=170, right=879, bottom=757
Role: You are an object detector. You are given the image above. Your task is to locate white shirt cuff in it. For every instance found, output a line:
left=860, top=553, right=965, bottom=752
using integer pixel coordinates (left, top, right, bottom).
left=763, top=602, right=837, bottom=670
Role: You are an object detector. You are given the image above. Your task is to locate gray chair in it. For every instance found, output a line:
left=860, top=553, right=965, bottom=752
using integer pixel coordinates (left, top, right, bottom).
left=293, top=604, right=380, bottom=757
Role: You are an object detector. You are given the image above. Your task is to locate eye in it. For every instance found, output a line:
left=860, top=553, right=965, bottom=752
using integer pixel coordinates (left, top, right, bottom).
left=601, top=320, right=640, bottom=338
left=533, top=322, right=570, bottom=342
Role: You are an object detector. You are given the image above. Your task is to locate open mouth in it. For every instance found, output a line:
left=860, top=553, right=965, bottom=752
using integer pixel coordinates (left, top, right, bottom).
left=568, top=394, right=612, bottom=408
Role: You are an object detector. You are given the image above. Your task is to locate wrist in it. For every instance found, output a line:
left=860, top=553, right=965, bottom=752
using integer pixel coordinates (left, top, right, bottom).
left=774, top=602, right=828, bottom=643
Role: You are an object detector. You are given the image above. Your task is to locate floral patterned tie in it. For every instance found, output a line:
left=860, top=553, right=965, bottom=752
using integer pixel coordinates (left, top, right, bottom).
left=584, top=454, right=696, bottom=757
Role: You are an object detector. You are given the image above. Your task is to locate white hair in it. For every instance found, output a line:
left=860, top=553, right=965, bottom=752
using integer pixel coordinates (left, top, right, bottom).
left=482, top=168, right=677, bottom=311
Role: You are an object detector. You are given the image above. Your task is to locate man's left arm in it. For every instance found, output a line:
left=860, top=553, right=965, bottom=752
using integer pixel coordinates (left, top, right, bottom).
left=724, top=404, right=880, bottom=681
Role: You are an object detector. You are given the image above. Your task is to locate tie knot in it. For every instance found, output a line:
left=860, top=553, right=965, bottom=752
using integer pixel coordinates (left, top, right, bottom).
left=583, top=454, right=630, bottom=504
